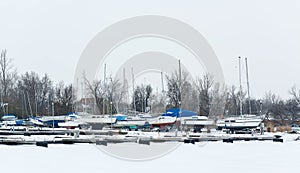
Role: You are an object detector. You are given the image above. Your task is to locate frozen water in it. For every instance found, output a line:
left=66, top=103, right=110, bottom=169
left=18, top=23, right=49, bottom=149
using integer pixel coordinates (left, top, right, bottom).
left=0, top=139, right=299, bottom=173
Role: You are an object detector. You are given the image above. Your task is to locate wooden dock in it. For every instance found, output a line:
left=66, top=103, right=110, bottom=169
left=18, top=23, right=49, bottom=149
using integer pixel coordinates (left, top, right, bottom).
left=0, top=135, right=280, bottom=147
left=0, top=129, right=125, bottom=136
left=0, top=128, right=290, bottom=147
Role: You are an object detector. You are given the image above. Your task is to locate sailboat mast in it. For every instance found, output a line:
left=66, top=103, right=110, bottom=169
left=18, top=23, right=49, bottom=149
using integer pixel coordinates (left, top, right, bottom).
left=103, top=63, right=106, bottom=115
left=178, top=59, right=182, bottom=133
left=245, top=57, right=251, bottom=114
left=161, top=71, right=167, bottom=115
left=131, top=67, right=136, bottom=116
left=76, top=78, right=79, bottom=112
left=238, top=57, right=243, bottom=116
left=178, top=59, right=182, bottom=102
left=122, top=68, right=126, bottom=114
left=161, top=71, right=164, bottom=93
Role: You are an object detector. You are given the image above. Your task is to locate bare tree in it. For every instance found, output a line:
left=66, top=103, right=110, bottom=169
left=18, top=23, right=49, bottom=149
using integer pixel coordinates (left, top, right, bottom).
left=39, top=74, right=53, bottom=115
left=287, top=86, right=300, bottom=122
left=106, top=77, right=122, bottom=114
left=84, top=78, right=105, bottom=114
left=225, top=85, right=239, bottom=116
left=209, top=82, right=227, bottom=120
left=132, top=84, right=153, bottom=113
left=84, top=75, right=122, bottom=114
left=166, top=75, right=181, bottom=108
left=165, top=69, right=192, bottom=109
left=116, top=77, right=129, bottom=114
left=263, top=91, right=288, bottom=123
left=195, top=74, right=214, bottom=116
left=0, top=50, right=17, bottom=115
left=17, top=72, right=54, bottom=116
left=289, top=86, right=300, bottom=104
left=55, top=82, right=73, bottom=115
left=150, top=91, right=166, bottom=114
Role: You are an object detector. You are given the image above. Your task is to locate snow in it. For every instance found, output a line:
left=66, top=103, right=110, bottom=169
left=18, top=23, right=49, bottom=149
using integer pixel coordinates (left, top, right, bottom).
left=1, top=138, right=299, bottom=173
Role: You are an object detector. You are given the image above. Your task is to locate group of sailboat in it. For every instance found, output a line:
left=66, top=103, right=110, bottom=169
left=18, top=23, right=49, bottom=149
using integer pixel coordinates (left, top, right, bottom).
left=0, top=58, right=263, bottom=133
left=216, top=57, right=263, bottom=131
left=76, top=57, right=262, bottom=132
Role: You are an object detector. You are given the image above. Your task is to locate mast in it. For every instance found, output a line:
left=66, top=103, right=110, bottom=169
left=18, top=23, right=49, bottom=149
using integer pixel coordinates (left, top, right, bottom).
left=35, top=88, right=37, bottom=116
left=161, top=71, right=167, bottom=116
left=110, top=77, right=113, bottom=129
left=103, top=63, right=106, bottom=115
left=178, top=59, right=182, bottom=104
left=245, top=57, right=251, bottom=114
left=23, top=91, right=28, bottom=116
left=161, top=71, right=164, bottom=93
left=27, top=91, right=33, bottom=116
left=238, top=57, right=243, bottom=116
left=178, top=59, right=182, bottom=133
left=76, top=78, right=79, bottom=112
left=131, top=67, right=136, bottom=116
left=123, top=68, right=126, bottom=88
left=84, top=83, right=87, bottom=113
left=81, top=82, right=84, bottom=112
left=122, top=68, right=126, bottom=114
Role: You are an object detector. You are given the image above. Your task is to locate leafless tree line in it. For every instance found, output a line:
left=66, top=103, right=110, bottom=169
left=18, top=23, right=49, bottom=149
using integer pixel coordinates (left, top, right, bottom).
left=2, top=49, right=300, bottom=123
left=0, top=50, right=74, bottom=117
left=82, top=66, right=300, bottom=124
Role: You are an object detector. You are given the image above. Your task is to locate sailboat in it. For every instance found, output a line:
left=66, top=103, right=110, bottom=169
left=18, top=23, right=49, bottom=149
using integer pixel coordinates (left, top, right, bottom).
left=216, top=57, right=262, bottom=131
left=216, top=115, right=262, bottom=131
left=58, top=113, right=80, bottom=129
left=114, top=115, right=147, bottom=128
left=148, top=116, right=177, bottom=127
left=149, top=60, right=182, bottom=128
left=1, top=114, right=18, bottom=126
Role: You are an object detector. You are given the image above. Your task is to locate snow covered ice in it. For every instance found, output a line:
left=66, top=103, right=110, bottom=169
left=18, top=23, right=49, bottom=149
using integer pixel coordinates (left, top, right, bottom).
left=1, top=139, right=299, bottom=173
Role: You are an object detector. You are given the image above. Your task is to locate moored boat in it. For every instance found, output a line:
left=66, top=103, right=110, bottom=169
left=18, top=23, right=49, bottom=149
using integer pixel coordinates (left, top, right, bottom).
left=216, top=114, right=262, bottom=130
left=149, top=116, right=177, bottom=127
left=183, top=116, right=214, bottom=126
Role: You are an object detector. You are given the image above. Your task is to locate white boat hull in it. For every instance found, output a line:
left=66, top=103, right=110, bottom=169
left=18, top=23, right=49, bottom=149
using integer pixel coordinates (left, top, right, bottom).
left=183, top=119, right=214, bottom=126
left=181, top=116, right=214, bottom=126
left=58, top=121, right=79, bottom=128
left=81, top=116, right=117, bottom=124
left=217, top=116, right=262, bottom=130
left=149, top=116, right=177, bottom=126
left=116, top=120, right=146, bottom=126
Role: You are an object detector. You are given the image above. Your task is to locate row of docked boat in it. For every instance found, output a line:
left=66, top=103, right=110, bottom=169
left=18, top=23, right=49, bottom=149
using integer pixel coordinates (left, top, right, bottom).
left=78, top=108, right=218, bottom=131
left=0, top=109, right=264, bottom=132
left=0, top=114, right=79, bottom=129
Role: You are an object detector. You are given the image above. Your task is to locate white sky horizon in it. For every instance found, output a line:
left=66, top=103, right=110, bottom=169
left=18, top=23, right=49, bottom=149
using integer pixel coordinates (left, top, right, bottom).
left=1, top=0, right=300, bottom=99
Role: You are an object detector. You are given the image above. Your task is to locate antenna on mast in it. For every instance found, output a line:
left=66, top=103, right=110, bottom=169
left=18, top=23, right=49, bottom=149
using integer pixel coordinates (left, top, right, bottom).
left=245, top=57, right=251, bottom=114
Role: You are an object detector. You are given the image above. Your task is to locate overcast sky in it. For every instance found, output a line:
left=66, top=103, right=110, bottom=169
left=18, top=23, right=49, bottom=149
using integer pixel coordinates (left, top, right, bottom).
left=0, top=0, right=300, bottom=99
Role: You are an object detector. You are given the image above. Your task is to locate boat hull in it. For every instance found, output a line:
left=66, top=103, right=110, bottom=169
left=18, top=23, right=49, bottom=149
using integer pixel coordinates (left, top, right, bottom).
left=149, top=116, right=177, bottom=127
left=217, top=116, right=262, bottom=130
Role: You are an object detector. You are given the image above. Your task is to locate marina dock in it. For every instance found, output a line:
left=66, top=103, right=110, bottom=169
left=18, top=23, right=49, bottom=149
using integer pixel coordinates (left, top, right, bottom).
left=0, top=128, right=289, bottom=147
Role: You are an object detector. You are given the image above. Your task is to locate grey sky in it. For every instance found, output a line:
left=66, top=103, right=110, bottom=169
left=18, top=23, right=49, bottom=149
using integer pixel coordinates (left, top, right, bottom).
left=0, top=0, right=300, bottom=99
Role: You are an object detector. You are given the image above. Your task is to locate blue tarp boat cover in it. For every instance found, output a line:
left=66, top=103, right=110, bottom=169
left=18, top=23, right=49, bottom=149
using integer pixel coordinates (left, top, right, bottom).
left=113, top=114, right=127, bottom=121
left=15, top=120, right=24, bottom=125
left=162, top=108, right=197, bottom=117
